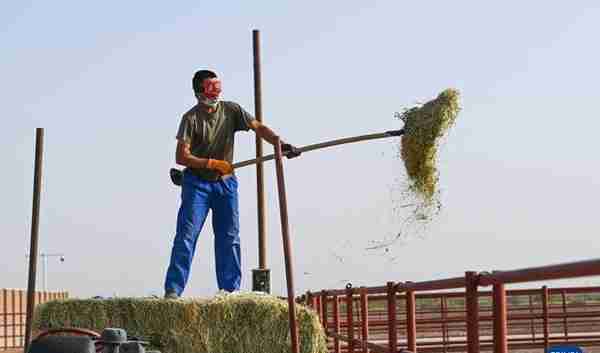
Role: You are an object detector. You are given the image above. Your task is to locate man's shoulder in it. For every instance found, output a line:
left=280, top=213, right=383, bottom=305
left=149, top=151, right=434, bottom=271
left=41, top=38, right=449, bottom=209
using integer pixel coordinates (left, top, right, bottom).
left=181, top=105, right=200, bottom=120
left=221, top=100, right=242, bottom=111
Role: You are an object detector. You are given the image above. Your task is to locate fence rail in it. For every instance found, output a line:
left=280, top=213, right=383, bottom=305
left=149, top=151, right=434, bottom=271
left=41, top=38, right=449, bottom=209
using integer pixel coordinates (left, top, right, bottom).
left=0, top=289, right=68, bottom=350
left=300, top=258, right=600, bottom=353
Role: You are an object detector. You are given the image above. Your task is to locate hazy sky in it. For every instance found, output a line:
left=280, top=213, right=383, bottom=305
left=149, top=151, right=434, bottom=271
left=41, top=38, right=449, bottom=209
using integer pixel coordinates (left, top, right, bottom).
left=2, top=1, right=599, bottom=298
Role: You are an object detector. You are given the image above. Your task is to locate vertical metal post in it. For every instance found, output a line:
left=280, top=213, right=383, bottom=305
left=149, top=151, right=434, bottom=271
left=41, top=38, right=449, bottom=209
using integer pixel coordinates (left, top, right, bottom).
left=321, top=290, right=328, bottom=330
left=321, top=291, right=329, bottom=335
left=465, top=271, right=480, bottom=353
left=24, top=128, right=44, bottom=353
left=359, top=287, right=369, bottom=353
left=441, top=295, right=448, bottom=353
left=42, top=254, right=48, bottom=292
left=311, top=293, right=318, bottom=309
left=387, top=282, right=397, bottom=353
left=561, top=290, right=568, bottom=341
left=316, top=294, right=322, bottom=321
left=333, top=295, right=341, bottom=353
left=18, top=291, right=24, bottom=346
left=346, top=287, right=355, bottom=353
left=273, top=137, right=299, bottom=353
left=528, top=294, right=535, bottom=342
left=2, top=289, right=7, bottom=350
left=542, top=286, right=549, bottom=352
left=251, top=29, right=271, bottom=293
left=253, top=29, right=267, bottom=271
left=406, top=290, right=417, bottom=352
left=11, top=292, right=16, bottom=347
left=493, top=283, right=508, bottom=353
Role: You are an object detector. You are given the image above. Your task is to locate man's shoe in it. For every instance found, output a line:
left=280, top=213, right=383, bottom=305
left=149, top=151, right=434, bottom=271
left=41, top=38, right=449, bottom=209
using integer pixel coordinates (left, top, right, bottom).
left=164, top=291, right=179, bottom=299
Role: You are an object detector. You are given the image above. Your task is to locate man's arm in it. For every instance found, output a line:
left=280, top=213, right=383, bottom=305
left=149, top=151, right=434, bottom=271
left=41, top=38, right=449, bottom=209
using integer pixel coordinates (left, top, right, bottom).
left=248, top=120, right=302, bottom=158
left=176, top=141, right=233, bottom=175
left=176, top=141, right=208, bottom=169
left=248, top=119, right=279, bottom=145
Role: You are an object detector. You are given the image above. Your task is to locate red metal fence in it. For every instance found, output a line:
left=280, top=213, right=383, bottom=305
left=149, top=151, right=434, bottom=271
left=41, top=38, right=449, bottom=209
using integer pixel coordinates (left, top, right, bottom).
left=0, top=289, right=68, bottom=350
left=300, top=258, right=600, bottom=353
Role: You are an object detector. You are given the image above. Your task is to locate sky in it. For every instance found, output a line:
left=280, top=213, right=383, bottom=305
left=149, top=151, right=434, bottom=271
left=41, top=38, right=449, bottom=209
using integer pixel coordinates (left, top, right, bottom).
left=1, top=1, right=600, bottom=298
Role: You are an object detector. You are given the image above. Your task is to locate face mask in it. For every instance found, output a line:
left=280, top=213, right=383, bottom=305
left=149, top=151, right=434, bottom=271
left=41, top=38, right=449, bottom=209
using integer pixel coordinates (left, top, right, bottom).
left=198, top=78, right=222, bottom=108
left=198, top=94, right=219, bottom=109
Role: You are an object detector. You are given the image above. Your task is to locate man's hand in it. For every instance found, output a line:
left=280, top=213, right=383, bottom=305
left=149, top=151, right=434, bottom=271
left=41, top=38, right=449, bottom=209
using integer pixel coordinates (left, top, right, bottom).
left=207, top=159, right=234, bottom=175
left=281, top=142, right=301, bottom=159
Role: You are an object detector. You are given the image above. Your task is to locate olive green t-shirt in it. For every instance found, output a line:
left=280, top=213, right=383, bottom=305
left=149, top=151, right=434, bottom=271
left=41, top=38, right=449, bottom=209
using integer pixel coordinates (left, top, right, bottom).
left=176, top=101, right=255, bottom=180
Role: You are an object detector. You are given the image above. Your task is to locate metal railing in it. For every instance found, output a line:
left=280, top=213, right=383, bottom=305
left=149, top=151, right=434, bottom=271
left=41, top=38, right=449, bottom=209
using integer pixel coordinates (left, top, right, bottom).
left=0, top=289, right=68, bottom=350
left=300, top=258, right=600, bottom=353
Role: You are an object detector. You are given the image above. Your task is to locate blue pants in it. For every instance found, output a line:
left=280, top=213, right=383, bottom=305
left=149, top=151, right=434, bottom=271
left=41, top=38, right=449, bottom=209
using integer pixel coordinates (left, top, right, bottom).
left=164, top=170, right=241, bottom=295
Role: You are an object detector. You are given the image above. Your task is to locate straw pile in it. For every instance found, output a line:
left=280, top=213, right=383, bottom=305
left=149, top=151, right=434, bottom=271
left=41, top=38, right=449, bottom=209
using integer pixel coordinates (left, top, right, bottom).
left=397, top=88, right=460, bottom=217
left=33, top=292, right=327, bottom=353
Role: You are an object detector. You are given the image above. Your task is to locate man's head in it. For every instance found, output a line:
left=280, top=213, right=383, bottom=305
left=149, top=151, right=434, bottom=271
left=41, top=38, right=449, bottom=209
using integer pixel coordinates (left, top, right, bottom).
left=192, top=70, right=222, bottom=109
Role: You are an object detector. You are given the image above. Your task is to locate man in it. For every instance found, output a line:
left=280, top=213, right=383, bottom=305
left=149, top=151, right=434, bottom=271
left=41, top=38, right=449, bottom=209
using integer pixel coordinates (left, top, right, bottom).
left=164, top=70, right=300, bottom=298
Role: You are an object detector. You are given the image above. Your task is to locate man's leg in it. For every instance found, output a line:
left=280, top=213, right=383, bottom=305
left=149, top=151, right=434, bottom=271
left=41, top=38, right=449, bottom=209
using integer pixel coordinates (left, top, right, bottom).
left=212, top=176, right=242, bottom=292
left=164, top=172, right=211, bottom=296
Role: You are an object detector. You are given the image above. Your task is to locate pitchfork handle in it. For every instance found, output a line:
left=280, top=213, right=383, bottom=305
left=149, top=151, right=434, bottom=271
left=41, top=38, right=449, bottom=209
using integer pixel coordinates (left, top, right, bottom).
left=232, top=129, right=405, bottom=169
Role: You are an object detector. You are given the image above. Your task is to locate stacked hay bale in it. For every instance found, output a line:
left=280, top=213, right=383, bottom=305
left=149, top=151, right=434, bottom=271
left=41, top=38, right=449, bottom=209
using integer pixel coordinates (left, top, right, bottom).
left=34, top=292, right=327, bottom=353
left=398, top=88, right=461, bottom=219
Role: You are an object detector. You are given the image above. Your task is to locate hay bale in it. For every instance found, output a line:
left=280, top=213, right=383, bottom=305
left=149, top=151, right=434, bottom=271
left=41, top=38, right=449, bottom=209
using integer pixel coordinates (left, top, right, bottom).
left=397, top=88, right=460, bottom=217
left=33, top=292, right=327, bottom=353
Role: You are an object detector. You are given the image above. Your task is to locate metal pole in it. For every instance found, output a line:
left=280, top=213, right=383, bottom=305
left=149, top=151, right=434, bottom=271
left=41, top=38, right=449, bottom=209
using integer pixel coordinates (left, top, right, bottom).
left=43, top=254, right=48, bottom=292
left=441, top=295, right=448, bottom=353
left=359, top=287, right=369, bottom=353
left=493, top=283, right=508, bottom=353
left=561, top=290, right=568, bottom=341
left=406, top=290, right=417, bottom=352
left=333, top=295, right=341, bottom=353
left=346, top=287, right=355, bottom=353
left=386, top=282, right=397, bottom=353
left=252, top=29, right=270, bottom=293
left=24, top=128, right=44, bottom=352
left=542, top=286, right=549, bottom=351
left=321, top=290, right=328, bottom=330
left=273, top=137, right=300, bottom=353
left=321, top=291, right=329, bottom=335
left=465, top=271, right=480, bottom=353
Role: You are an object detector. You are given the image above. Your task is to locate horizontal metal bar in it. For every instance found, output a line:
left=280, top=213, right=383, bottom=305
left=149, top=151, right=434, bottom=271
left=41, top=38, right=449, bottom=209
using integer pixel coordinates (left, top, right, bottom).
left=479, top=258, right=600, bottom=286
left=327, top=332, right=389, bottom=353
left=397, top=277, right=466, bottom=292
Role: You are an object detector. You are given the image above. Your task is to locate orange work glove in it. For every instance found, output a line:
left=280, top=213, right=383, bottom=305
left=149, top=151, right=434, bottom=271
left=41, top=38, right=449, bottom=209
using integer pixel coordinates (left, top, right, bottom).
left=206, top=159, right=234, bottom=175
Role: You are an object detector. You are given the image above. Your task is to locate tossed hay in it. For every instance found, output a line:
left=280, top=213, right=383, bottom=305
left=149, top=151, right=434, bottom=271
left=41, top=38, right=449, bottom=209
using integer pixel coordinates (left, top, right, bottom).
left=397, top=88, right=460, bottom=218
left=33, top=292, right=327, bottom=353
